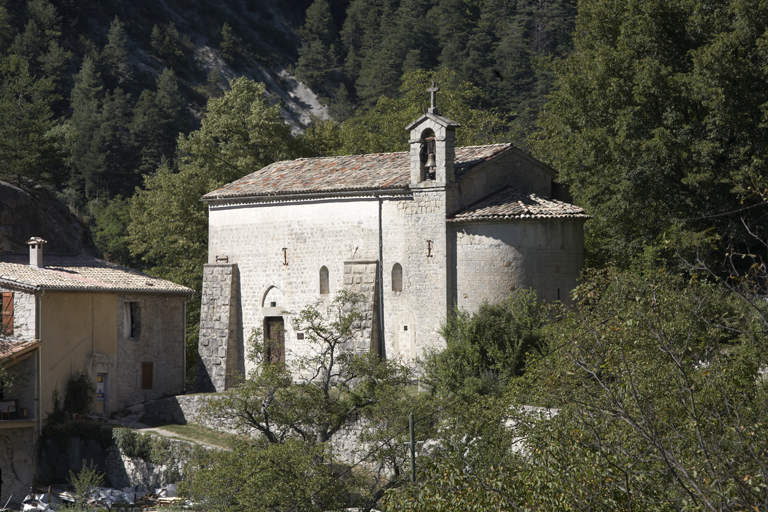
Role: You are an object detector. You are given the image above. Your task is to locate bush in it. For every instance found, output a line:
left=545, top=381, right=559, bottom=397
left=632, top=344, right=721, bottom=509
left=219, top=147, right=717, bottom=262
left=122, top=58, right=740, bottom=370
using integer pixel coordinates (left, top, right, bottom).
left=424, top=289, right=550, bottom=398
left=64, top=372, right=96, bottom=415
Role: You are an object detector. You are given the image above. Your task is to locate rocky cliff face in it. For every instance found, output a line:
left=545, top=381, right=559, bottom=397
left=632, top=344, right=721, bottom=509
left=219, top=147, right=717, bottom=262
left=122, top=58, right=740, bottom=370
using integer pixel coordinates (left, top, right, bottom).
left=0, top=180, right=98, bottom=256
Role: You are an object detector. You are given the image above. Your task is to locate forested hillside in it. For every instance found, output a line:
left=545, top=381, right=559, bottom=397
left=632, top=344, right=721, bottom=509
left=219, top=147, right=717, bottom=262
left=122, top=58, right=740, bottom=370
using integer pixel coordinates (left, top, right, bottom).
left=1, top=0, right=575, bottom=244
left=296, top=0, right=577, bottom=132
left=0, top=0, right=577, bottom=381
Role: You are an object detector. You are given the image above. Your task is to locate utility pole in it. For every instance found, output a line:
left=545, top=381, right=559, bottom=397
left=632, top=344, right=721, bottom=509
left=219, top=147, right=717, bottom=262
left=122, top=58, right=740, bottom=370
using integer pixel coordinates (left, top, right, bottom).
left=405, top=413, right=423, bottom=483
left=409, top=412, right=416, bottom=482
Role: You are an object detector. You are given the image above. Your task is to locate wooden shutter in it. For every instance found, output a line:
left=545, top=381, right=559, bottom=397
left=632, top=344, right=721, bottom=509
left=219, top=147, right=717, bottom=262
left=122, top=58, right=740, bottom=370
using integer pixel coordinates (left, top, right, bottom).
left=141, top=362, right=153, bottom=389
left=2, top=292, right=13, bottom=336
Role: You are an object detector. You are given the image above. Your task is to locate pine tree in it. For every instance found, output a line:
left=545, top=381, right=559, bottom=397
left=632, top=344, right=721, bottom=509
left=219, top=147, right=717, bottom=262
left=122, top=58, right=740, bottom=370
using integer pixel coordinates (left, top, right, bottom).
left=27, top=0, right=61, bottom=39
left=0, top=56, right=61, bottom=184
left=219, top=23, right=236, bottom=64
left=341, top=0, right=381, bottom=87
left=10, top=20, right=46, bottom=63
left=38, top=39, right=70, bottom=104
left=205, top=69, right=224, bottom=99
left=102, top=16, right=131, bottom=86
left=300, top=0, right=338, bottom=50
left=151, top=23, right=183, bottom=69
left=296, top=39, right=336, bottom=90
left=429, top=0, right=478, bottom=71
left=355, top=1, right=402, bottom=106
left=295, top=0, right=340, bottom=93
left=0, top=3, right=16, bottom=54
left=68, top=56, right=106, bottom=201
left=131, top=68, right=188, bottom=176
left=97, top=88, right=136, bottom=196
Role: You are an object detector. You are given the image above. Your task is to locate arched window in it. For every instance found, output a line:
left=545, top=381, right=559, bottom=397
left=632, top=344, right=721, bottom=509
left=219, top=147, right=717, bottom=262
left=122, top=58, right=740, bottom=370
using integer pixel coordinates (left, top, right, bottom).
left=319, top=266, right=329, bottom=295
left=392, top=263, right=403, bottom=292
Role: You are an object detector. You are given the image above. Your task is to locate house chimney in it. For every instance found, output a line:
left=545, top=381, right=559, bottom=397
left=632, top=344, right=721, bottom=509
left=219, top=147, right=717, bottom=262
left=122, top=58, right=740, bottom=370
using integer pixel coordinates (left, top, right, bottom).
left=26, top=237, right=47, bottom=268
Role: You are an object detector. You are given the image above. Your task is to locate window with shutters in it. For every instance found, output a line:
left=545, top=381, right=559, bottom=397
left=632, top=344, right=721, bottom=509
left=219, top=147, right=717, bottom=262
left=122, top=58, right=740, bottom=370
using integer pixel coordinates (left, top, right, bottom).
left=1, top=292, right=13, bottom=336
left=319, top=266, right=329, bottom=295
left=141, top=362, right=153, bottom=389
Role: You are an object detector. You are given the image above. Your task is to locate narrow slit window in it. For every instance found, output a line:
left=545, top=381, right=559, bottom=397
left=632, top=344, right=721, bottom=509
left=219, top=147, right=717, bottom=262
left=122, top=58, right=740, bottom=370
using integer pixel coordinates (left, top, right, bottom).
left=392, top=263, right=403, bottom=292
left=320, top=266, right=330, bottom=295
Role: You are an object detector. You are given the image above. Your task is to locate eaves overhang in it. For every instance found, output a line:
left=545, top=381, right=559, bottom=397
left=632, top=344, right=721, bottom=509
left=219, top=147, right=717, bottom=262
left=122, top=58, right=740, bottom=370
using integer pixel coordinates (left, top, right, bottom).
left=203, top=186, right=412, bottom=207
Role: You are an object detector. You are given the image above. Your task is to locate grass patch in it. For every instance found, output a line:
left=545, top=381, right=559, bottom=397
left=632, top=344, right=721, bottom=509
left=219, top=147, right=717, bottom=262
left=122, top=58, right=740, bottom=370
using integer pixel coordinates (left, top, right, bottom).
left=153, top=423, right=246, bottom=448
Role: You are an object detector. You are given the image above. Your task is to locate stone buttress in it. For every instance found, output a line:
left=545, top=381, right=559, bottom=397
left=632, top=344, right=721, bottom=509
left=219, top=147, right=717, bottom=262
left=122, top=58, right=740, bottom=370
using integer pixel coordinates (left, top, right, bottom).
left=197, top=263, right=241, bottom=391
left=343, top=260, right=381, bottom=355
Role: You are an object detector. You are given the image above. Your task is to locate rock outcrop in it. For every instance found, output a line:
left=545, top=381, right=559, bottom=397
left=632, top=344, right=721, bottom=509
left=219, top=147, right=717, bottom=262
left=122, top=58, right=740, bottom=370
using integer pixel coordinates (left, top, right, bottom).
left=0, top=180, right=99, bottom=256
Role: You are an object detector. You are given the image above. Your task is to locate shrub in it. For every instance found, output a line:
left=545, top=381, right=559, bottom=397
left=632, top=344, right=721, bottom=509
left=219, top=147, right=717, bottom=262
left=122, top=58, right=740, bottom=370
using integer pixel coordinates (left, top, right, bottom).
left=64, top=372, right=96, bottom=415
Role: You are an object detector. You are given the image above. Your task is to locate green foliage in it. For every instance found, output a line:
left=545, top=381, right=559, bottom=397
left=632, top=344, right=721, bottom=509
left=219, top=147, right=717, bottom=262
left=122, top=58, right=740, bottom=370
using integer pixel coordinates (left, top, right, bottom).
left=219, top=23, right=236, bottom=64
left=88, top=196, right=139, bottom=267
left=63, top=371, right=96, bottom=415
left=68, top=459, right=104, bottom=508
left=336, top=68, right=509, bottom=155
left=112, top=428, right=192, bottom=482
left=129, top=77, right=294, bottom=382
left=531, top=0, right=768, bottom=267
left=425, top=289, right=550, bottom=398
left=184, top=291, right=418, bottom=511
left=181, top=438, right=353, bottom=512
left=0, top=55, right=62, bottom=183
left=150, top=22, right=184, bottom=69
left=101, top=16, right=131, bottom=86
left=386, top=268, right=768, bottom=511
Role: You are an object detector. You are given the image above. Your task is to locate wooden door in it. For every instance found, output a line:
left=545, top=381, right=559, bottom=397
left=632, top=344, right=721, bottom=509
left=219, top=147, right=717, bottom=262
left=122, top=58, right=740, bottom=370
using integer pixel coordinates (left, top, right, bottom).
left=265, top=317, right=285, bottom=363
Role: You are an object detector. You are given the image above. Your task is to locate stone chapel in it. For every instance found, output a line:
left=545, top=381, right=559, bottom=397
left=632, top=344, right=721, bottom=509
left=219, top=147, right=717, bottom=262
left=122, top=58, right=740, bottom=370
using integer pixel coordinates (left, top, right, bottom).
left=197, top=85, right=588, bottom=391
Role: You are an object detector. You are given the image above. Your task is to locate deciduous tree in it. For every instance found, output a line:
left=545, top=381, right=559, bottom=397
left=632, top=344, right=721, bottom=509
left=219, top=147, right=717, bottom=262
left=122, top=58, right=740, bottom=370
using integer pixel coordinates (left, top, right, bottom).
left=531, top=0, right=768, bottom=266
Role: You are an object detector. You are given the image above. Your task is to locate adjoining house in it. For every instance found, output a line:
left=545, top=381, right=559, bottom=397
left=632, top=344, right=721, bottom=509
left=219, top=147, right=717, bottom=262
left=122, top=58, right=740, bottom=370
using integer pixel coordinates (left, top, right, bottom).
left=197, top=86, right=589, bottom=392
left=0, top=238, right=193, bottom=507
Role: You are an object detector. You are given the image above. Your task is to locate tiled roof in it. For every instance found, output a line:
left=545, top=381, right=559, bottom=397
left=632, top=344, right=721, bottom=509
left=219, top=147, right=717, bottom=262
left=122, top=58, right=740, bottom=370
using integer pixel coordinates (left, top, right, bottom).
left=0, top=339, right=39, bottom=363
left=447, top=186, right=589, bottom=221
left=202, top=144, right=515, bottom=200
left=0, top=254, right=194, bottom=295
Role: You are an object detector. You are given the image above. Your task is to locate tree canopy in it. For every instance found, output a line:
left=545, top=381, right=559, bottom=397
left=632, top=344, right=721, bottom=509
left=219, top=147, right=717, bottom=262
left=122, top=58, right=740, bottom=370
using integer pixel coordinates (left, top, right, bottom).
left=336, top=68, right=510, bottom=155
left=531, top=0, right=768, bottom=266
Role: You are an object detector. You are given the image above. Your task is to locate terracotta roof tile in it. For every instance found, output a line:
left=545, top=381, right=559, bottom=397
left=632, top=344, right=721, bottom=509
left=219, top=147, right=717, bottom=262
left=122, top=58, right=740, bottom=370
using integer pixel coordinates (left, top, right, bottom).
left=0, top=254, right=194, bottom=295
left=202, top=144, right=515, bottom=200
left=447, top=186, right=589, bottom=221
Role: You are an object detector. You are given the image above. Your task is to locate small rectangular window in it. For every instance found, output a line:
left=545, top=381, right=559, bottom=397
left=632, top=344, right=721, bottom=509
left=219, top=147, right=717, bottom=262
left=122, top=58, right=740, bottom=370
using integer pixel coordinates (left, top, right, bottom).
left=141, top=362, right=153, bottom=389
left=2, top=292, right=13, bottom=336
left=297, top=332, right=304, bottom=340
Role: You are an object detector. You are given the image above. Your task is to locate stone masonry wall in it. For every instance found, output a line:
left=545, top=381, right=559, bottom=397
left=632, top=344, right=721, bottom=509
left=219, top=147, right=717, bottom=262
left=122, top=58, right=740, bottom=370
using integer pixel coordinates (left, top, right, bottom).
left=0, top=427, right=35, bottom=509
left=342, top=260, right=380, bottom=354
left=117, top=293, right=186, bottom=409
left=207, top=192, right=453, bottom=370
left=142, top=394, right=374, bottom=469
left=197, top=264, right=240, bottom=392
left=453, top=219, right=585, bottom=310
left=1, top=287, right=36, bottom=339
left=207, top=199, right=382, bottom=377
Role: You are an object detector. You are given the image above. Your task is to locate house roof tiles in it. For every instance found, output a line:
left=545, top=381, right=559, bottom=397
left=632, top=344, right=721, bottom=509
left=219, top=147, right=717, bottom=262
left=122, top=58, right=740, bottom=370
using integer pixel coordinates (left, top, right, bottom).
left=0, top=254, right=194, bottom=295
left=202, top=144, right=515, bottom=200
left=447, top=186, right=589, bottom=222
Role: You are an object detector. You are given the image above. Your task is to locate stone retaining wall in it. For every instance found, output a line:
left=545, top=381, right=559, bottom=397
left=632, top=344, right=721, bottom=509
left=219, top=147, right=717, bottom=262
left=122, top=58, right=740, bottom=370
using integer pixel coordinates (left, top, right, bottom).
left=142, top=394, right=373, bottom=467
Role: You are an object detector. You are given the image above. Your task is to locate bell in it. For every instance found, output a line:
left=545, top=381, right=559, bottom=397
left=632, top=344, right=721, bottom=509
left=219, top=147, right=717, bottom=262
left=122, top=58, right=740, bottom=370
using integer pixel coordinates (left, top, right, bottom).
left=425, top=152, right=436, bottom=169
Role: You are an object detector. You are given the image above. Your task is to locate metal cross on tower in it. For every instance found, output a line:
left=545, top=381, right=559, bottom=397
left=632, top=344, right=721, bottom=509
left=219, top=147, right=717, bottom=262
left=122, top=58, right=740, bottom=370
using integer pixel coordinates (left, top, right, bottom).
left=427, top=81, right=439, bottom=114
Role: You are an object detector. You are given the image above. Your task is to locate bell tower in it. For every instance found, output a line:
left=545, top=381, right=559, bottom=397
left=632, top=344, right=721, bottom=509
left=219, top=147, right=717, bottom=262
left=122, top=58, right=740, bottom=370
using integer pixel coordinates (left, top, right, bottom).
left=406, top=81, right=460, bottom=186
